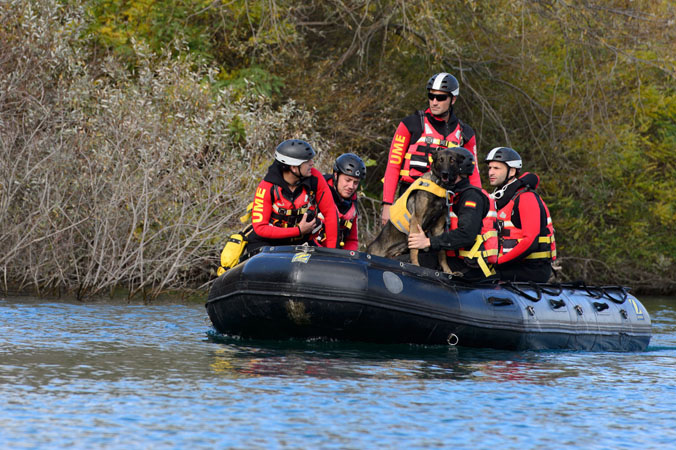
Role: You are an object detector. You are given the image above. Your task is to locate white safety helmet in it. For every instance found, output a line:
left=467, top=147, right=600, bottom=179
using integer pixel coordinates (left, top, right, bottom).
left=485, top=147, right=522, bottom=169
left=426, top=73, right=460, bottom=96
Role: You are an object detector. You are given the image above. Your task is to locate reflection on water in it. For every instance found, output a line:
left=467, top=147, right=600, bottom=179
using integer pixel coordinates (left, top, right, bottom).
left=206, top=333, right=569, bottom=383
left=1, top=295, right=676, bottom=448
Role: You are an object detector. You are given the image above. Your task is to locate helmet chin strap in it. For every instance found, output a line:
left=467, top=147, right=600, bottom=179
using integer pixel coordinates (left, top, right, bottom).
left=289, top=166, right=304, bottom=186
left=491, top=177, right=518, bottom=199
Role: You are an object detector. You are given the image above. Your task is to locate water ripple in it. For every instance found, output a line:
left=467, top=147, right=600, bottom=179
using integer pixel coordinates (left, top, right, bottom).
left=0, top=295, right=675, bottom=448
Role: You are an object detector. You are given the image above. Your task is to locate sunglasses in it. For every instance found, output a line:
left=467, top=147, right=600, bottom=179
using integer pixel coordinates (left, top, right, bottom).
left=428, top=93, right=450, bottom=102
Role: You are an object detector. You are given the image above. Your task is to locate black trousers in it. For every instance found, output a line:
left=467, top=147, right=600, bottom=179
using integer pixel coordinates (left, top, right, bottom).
left=497, top=261, right=552, bottom=283
left=416, top=251, right=493, bottom=282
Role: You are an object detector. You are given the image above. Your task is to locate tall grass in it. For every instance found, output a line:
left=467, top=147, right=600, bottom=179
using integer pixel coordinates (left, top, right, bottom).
left=0, top=0, right=330, bottom=299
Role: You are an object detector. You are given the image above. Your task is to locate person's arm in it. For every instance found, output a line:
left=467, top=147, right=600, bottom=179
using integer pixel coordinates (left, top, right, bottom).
left=251, top=180, right=303, bottom=240
left=463, top=134, right=482, bottom=189
left=382, top=122, right=413, bottom=225
left=383, top=122, right=412, bottom=205
left=342, top=215, right=359, bottom=251
left=313, top=168, right=339, bottom=248
left=428, top=190, right=485, bottom=251
left=498, top=192, right=541, bottom=264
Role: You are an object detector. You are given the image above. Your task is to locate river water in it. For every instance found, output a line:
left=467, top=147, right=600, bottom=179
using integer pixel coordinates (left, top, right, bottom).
left=1, top=295, right=675, bottom=449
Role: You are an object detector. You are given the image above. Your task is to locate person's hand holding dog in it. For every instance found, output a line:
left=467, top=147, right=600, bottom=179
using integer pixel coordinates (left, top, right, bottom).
left=408, top=224, right=430, bottom=250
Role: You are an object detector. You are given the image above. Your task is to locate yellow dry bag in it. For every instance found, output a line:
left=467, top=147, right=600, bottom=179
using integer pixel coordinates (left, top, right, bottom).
left=216, top=225, right=252, bottom=276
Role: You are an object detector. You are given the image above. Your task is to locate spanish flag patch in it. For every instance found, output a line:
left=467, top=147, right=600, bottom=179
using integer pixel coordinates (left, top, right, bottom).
left=464, top=200, right=477, bottom=208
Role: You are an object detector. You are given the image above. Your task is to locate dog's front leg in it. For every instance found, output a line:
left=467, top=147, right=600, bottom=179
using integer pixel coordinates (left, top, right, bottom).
left=437, top=251, right=452, bottom=274
left=409, top=216, right=421, bottom=266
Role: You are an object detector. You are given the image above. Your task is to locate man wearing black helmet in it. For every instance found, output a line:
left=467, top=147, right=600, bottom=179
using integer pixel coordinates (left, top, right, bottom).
left=246, top=139, right=339, bottom=254
left=408, top=147, right=498, bottom=281
left=314, top=153, right=367, bottom=251
left=486, top=147, right=556, bottom=283
left=381, top=72, right=480, bottom=225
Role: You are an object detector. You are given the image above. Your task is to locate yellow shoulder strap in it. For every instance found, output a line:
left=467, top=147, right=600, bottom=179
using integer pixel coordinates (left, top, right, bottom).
left=388, top=178, right=448, bottom=233
left=413, top=178, right=448, bottom=198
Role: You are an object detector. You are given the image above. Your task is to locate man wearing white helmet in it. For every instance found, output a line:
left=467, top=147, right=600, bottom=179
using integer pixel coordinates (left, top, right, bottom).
left=246, top=139, right=339, bottom=254
left=486, top=147, right=556, bottom=282
left=381, top=72, right=480, bottom=225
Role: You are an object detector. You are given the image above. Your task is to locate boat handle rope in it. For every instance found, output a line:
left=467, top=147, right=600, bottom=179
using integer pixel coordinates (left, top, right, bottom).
left=599, top=286, right=628, bottom=304
left=574, top=281, right=627, bottom=304
left=503, top=281, right=627, bottom=305
left=447, top=333, right=459, bottom=346
left=504, top=281, right=542, bottom=302
left=552, top=281, right=628, bottom=304
left=567, top=280, right=604, bottom=299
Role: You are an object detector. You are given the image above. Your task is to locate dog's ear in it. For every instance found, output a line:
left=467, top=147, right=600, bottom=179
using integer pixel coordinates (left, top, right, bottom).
left=431, top=150, right=438, bottom=163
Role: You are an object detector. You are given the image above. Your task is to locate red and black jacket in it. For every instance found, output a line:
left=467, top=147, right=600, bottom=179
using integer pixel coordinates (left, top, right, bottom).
left=314, top=175, right=359, bottom=251
left=427, top=178, right=498, bottom=276
left=248, top=162, right=339, bottom=248
left=383, top=108, right=480, bottom=204
left=495, top=173, right=556, bottom=264
left=428, top=179, right=489, bottom=252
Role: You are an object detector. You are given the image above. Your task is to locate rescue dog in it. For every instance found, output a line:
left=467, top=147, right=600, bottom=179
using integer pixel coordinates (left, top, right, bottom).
left=367, top=149, right=459, bottom=272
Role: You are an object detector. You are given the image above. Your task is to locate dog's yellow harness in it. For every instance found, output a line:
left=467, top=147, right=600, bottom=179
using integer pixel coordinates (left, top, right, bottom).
left=389, top=178, right=449, bottom=233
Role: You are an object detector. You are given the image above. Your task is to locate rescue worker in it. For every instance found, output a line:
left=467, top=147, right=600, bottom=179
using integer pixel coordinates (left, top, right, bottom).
left=246, top=139, right=339, bottom=254
left=381, top=72, right=480, bottom=225
left=485, top=147, right=556, bottom=283
left=408, top=147, right=498, bottom=281
left=315, top=153, right=366, bottom=251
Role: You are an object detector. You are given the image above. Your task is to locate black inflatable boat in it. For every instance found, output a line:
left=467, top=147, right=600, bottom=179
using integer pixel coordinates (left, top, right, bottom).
left=205, top=245, right=651, bottom=351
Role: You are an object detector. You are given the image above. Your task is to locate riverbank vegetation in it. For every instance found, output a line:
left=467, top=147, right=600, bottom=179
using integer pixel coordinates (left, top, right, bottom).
left=1, top=0, right=674, bottom=299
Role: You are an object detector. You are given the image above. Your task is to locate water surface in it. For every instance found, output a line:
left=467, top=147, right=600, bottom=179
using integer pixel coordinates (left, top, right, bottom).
left=1, top=295, right=675, bottom=448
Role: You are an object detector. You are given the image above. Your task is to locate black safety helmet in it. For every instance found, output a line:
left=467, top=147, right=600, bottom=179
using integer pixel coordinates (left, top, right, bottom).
left=274, top=139, right=316, bottom=167
left=426, top=73, right=460, bottom=96
left=485, top=147, right=522, bottom=169
left=448, top=147, right=476, bottom=176
left=333, top=153, right=366, bottom=180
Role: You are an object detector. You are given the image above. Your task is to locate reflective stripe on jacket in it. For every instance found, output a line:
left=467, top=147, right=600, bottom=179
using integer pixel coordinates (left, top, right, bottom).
left=497, top=188, right=556, bottom=261
left=269, top=184, right=316, bottom=230
left=446, top=186, right=499, bottom=277
left=399, top=113, right=463, bottom=184
left=315, top=195, right=358, bottom=248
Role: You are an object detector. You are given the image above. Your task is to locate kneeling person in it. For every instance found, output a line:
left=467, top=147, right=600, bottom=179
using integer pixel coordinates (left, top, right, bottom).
left=315, top=153, right=366, bottom=250
left=407, top=147, right=498, bottom=281
left=246, top=139, right=339, bottom=254
left=486, top=147, right=556, bottom=283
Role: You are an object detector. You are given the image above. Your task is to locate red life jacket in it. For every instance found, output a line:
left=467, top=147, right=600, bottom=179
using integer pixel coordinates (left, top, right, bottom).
left=497, top=188, right=556, bottom=261
left=445, top=186, right=499, bottom=277
left=315, top=178, right=358, bottom=248
left=268, top=183, right=317, bottom=237
left=399, top=112, right=464, bottom=184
